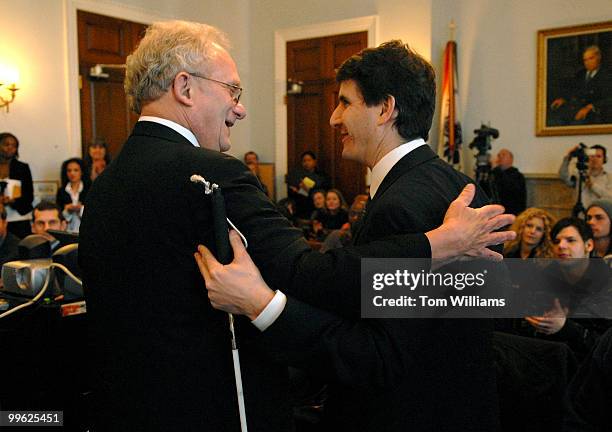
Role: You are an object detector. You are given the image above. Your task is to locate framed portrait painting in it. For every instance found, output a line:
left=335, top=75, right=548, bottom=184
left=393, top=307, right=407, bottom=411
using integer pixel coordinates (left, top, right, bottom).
left=536, top=21, right=612, bottom=136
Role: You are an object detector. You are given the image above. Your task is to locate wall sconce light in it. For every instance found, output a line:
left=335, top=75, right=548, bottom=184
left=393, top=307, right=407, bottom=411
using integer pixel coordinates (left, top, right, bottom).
left=0, top=65, right=20, bottom=113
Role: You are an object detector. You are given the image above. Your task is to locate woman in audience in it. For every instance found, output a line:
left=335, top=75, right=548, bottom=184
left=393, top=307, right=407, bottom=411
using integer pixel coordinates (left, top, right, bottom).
left=504, top=207, right=556, bottom=259
left=312, top=188, right=348, bottom=240
left=84, top=138, right=111, bottom=182
left=0, top=132, right=34, bottom=239
left=586, top=199, right=612, bottom=257
left=56, top=158, right=90, bottom=232
left=310, top=189, right=326, bottom=219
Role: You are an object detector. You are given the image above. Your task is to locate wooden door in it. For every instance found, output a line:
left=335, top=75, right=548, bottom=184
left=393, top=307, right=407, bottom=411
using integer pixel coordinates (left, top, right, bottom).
left=78, top=11, right=147, bottom=158
left=287, top=32, right=367, bottom=205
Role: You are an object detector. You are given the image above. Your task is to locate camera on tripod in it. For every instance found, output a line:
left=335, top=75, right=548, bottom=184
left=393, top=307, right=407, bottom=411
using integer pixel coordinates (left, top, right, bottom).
left=569, top=143, right=595, bottom=173
left=468, top=124, right=500, bottom=202
left=469, top=125, right=500, bottom=157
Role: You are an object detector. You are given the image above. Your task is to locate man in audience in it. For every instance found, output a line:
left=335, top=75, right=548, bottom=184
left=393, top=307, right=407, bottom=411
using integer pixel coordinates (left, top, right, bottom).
left=197, top=40, right=502, bottom=431
left=0, top=203, right=20, bottom=266
left=586, top=199, right=612, bottom=257
left=491, top=148, right=526, bottom=215
left=244, top=151, right=268, bottom=196
left=524, top=217, right=611, bottom=361
left=559, top=143, right=612, bottom=209
left=31, top=201, right=66, bottom=248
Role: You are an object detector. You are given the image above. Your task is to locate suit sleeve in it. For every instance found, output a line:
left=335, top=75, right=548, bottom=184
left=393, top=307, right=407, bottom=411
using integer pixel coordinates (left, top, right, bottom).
left=209, top=156, right=431, bottom=306
left=10, top=161, right=34, bottom=215
left=258, top=294, right=425, bottom=389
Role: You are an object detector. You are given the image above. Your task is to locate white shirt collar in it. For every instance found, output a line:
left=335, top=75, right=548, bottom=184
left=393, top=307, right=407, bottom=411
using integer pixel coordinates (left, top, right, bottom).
left=369, top=138, right=426, bottom=198
left=139, top=116, right=200, bottom=147
left=64, top=181, right=84, bottom=205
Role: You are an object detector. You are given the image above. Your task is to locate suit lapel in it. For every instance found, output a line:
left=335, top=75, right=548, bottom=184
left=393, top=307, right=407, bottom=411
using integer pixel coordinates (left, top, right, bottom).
left=353, top=145, right=438, bottom=244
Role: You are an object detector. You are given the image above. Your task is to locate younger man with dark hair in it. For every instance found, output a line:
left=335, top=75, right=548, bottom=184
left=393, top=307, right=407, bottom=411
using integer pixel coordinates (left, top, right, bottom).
left=525, top=217, right=611, bottom=360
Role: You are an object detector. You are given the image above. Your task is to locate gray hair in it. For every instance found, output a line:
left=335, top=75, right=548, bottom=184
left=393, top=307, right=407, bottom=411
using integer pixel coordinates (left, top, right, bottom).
left=124, top=20, right=229, bottom=113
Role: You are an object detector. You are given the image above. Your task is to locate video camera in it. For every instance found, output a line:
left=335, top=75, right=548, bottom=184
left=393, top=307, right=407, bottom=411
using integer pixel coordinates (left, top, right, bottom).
left=468, top=125, right=500, bottom=157
left=569, top=143, right=595, bottom=173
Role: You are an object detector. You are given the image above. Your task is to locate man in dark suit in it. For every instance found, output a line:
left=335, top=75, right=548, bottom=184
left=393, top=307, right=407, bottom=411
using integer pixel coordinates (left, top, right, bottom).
left=198, top=41, right=501, bottom=431
left=80, top=21, right=513, bottom=432
left=549, top=45, right=612, bottom=125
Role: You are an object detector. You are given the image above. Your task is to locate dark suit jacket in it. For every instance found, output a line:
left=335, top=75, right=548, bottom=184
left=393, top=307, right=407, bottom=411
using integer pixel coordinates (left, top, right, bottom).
left=261, top=145, right=501, bottom=431
left=79, top=121, right=431, bottom=432
left=7, top=158, right=34, bottom=216
left=0, top=231, right=20, bottom=265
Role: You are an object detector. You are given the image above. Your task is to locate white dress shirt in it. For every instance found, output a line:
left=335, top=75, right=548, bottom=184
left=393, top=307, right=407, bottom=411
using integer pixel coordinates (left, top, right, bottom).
left=369, top=138, right=427, bottom=198
left=139, top=116, right=200, bottom=147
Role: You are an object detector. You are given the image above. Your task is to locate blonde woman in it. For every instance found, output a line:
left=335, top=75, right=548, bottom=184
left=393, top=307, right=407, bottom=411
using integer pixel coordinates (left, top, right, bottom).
left=504, top=207, right=556, bottom=259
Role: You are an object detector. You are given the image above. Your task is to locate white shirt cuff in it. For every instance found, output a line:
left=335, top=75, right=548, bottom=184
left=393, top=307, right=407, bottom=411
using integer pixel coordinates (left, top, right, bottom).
left=251, top=290, right=287, bottom=332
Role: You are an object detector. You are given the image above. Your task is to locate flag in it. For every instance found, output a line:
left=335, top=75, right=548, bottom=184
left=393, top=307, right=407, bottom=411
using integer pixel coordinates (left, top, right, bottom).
left=437, top=40, right=463, bottom=171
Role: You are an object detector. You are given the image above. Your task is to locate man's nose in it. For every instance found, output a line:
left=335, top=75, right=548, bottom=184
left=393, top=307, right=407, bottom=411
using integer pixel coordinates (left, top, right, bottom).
left=330, top=106, right=341, bottom=127
left=233, top=102, right=246, bottom=120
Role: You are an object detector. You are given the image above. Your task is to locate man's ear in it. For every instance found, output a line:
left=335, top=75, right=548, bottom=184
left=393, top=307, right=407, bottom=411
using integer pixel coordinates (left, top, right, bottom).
left=377, top=94, right=398, bottom=126
left=172, top=72, right=196, bottom=107
left=60, top=220, right=68, bottom=231
left=585, top=238, right=594, bottom=254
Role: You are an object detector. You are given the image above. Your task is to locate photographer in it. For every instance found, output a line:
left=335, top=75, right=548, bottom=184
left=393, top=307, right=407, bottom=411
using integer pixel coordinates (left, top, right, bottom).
left=559, top=144, right=612, bottom=209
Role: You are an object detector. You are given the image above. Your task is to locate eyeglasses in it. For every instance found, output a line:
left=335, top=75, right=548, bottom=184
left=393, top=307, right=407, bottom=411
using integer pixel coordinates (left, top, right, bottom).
left=188, top=72, right=243, bottom=103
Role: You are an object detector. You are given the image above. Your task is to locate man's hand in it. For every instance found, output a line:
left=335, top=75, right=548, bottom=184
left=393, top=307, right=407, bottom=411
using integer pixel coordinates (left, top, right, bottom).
left=426, top=184, right=516, bottom=262
left=525, top=298, right=567, bottom=335
left=195, top=230, right=274, bottom=320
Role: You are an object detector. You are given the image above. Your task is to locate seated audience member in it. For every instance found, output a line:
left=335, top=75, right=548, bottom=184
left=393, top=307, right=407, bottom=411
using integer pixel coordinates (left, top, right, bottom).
left=491, top=148, right=527, bottom=216
left=56, top=158, right=90, bottom=233
left=504, top=207, right=556, bottom=259
left=309, top=189, right=327, bottom=219
left=523, top=217, right=612, bottom=361
left=320, top=196, right=367, bottom=252
left=0, top=132, right=34, bottom=240
left=84, top=138, right=112, bottom=182
left=244, top=151, right=268, bottom=196
left=586, top=199, right=612, bottom=257
left=559, top=143, right=612, bottom=209
left=0, top=203, right=20, bottom=266
left=311, top=188, right=348, bottom=240
left=31, top=201, right=67, bottom=250
left=565, top=326, right=612, bottom=431
left=286, top=151, right=330, bottom=218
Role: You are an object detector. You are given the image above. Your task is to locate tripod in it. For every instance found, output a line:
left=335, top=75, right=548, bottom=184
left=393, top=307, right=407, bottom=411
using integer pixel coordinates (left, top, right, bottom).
left=572, top=169, right=587, bottom=218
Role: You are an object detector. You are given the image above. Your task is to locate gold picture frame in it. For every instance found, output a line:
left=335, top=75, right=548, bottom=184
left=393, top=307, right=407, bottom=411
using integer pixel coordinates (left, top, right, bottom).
left=536, top=21, right=612, bottom=136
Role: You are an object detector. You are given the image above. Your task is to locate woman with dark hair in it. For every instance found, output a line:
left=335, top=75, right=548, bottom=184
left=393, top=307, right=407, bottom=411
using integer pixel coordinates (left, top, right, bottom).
left=84, top=138, right=112, bottom=181
left=57, top=158, right=90, bottom=232
left=0, top=132, right=34, bottom=239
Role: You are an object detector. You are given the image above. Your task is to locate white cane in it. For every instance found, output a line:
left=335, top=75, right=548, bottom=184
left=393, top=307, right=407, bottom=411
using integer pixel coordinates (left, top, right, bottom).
left=191, top=174, right=248, bottom=432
